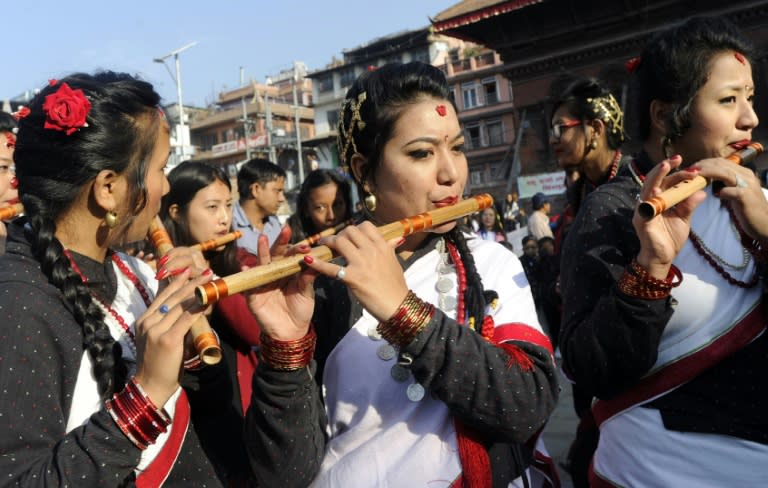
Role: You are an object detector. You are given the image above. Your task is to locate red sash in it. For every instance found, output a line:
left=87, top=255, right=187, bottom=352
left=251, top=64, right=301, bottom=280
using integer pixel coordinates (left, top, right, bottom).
left=135, top=390, right=191, bottom=488
left=593, top=303, right=765, bottom=427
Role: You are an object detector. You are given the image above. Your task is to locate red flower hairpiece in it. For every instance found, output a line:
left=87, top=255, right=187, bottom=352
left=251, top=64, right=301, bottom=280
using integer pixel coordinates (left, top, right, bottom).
left=625, top=56, right=641, bottom=73
left=42, top=82, right=91, bottom=136
left=4, top=132, right=15, bottom=149
left=12, top=107, right=30, bottom=120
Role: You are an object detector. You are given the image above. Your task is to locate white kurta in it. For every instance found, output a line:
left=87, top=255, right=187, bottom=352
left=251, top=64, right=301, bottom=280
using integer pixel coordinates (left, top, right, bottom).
left=592, top=189, right=768, bottom=487
left=312, top=238, right=543, bottom=487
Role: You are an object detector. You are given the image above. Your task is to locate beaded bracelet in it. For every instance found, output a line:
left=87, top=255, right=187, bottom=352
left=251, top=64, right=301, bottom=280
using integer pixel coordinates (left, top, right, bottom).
left=259, top=328, right=317, bottom=371
left=105, top=377, right=172, bottom=450
left=617, top=259, right=682, bottom=300
left=376, top=290, right=436, bottom=347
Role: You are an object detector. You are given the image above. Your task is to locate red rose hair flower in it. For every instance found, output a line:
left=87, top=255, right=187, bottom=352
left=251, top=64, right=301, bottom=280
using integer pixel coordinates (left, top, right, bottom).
left=42, top=82, right=91, bottom=136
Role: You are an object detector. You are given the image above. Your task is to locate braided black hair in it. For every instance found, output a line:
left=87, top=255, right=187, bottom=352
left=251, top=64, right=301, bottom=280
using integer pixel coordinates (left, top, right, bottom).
left=14, top=72, right=162, bottom=398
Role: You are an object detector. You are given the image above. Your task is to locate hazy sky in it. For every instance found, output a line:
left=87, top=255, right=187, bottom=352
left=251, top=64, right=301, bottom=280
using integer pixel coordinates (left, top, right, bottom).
left=4, top=0, right=458, bottom=107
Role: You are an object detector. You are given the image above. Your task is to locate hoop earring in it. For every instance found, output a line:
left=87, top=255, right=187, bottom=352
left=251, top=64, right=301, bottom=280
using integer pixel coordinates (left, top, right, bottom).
left=363, top=193, right=377, bottom=212
left=105, top=210, right=119, bottom=229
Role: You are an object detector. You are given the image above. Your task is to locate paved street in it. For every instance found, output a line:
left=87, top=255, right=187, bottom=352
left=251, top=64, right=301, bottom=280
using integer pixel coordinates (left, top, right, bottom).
left=541, top=363, right=579, bottom=488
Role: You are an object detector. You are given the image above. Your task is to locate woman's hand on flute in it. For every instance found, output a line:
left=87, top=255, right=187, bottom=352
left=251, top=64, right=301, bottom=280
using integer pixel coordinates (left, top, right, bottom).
left=689, top=158, right=768, bottom=242
left=244, top=234, right=317, bottom=342
left=633, top=155, right=706, bottom=279
left=154, top=246, right=208, bottom=283
left=134, top=269, right=213, bottom=407
left=308, top=222, right=409, bottom=323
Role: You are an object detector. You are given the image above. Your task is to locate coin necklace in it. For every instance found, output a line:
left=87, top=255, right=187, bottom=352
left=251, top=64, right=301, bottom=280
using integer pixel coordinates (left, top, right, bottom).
left=370, top=237, right=467, bottom=402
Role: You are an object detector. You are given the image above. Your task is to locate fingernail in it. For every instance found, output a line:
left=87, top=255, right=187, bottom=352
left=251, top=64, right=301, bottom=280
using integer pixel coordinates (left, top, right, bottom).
left=298, top=244, right=310, bottom=251
left=670, top=154, right=682, bottom=161
left=684, top=167, right=699, bottom=173
left=169, top=267, right=190, bottom=277
left=155, top=268, right=169, bottom=280
left=396, top=237, right=406, bottom=246
left=158, top=255, right=170, bottom=267
left=303, top=255, right=314, bottom=265
left=203, top=268, right=213, bottom=276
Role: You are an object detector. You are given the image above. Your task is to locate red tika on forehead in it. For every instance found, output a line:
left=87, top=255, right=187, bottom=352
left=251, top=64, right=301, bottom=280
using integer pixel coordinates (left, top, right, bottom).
left=435, top=105, right=447, bottom=117
left=734, top=52, right=746, bottom=65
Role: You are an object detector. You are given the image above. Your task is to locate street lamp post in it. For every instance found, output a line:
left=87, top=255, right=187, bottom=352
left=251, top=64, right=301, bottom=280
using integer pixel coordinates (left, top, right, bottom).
left=292, top=61, right=304, bottom=184
left=154, top=41, right=197, bottom=163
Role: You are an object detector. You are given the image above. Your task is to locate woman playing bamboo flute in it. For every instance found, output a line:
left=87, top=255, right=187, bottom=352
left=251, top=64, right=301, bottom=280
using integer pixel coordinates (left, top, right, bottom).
left=243, top=61, right=559, bottom=488
left=559, top=16, right=768, bottom=487
left=0, top=72, right=223, bottom=486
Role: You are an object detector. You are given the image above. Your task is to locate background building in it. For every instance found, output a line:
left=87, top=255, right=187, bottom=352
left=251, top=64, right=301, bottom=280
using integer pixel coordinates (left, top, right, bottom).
left=432, top=0, right=768, bottom=210
left=190, top=62, right=314, bottom=190
left=305, top=27, right=467, bottom=173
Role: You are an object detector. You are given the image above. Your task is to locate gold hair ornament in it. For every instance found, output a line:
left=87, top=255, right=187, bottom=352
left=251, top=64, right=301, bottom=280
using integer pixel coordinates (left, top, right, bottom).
left=586, top=94, right=625, bottom=141
left=337, top=92, right=367, bottom=163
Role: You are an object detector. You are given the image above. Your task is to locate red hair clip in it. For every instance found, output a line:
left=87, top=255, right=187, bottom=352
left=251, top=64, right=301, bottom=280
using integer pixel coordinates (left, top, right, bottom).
left=12, top=106, right=30, bottom=120
left=734, top=52, right=746, bottom=65
left=625, top=57, right=641, bottom=73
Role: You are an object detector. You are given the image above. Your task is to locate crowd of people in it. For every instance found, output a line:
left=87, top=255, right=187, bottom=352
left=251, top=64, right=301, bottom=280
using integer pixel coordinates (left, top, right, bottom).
left=0, top=14, right=766, bottom=488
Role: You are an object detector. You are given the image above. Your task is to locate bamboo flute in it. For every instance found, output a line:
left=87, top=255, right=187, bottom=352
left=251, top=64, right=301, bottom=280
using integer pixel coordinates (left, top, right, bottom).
left=196, top=193, right=494, bottom=306
left=293, top=219, right=354, bottom=248
left=638, top=142, right=764, bottom=219
left=0, top=202, right=23, bottom=221
left=191, top=231, right=242, bottom=252
left=148, top=217, right=222, bottom=365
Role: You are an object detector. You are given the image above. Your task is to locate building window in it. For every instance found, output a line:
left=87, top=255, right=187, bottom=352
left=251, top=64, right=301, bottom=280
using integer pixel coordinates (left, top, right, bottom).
left=486, top=119, right=504, bottom=146
left=317, top=74, right=333, bottom=93
left=482, top=77, right=498, bottom=104
left=462, top=82, right=478, bottom=109
left=470, top=168, right=485, bottom=186
left=339, top=68, right=356, bottom=88
left=326, top=109, right=339, bottom=129
left=385, top=54, right=401, bottom=65
left=411, top=48, right=430, bottom=64
left=465, top=124, right=481, bottom=149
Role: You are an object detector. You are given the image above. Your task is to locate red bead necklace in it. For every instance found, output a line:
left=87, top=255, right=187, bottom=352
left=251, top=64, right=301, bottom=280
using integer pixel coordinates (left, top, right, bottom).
left=64, top=250, right=153, bottom=345
left=629, top=158, right=758, bottom=288
left=445, top=239, right=496, bottom=339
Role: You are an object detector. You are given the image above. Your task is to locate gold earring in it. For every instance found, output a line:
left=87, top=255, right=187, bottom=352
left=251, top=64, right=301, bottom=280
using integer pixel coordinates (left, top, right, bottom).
left=363, top=193, right=377, bottom=212
left=105, top=210, right=119, bottom=229
left=589, top=139, right=598, bottom=150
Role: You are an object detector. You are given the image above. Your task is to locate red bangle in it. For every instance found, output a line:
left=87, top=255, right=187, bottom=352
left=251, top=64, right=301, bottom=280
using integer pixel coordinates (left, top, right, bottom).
left=377, top=290, right=435, bottom=347
left=259, top=328, right=317, bottom=370
left=105, top=377, right=172, bottom=450
left=617, top=259, right=682, bottom=300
